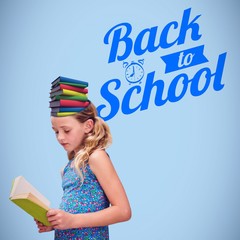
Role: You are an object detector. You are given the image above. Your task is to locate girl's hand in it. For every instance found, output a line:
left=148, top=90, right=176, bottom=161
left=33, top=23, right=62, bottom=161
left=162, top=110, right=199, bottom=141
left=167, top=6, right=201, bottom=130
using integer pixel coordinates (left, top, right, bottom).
left=47, top=209, right=74, bottom=230
left=34, top=219, right=54, bottom=233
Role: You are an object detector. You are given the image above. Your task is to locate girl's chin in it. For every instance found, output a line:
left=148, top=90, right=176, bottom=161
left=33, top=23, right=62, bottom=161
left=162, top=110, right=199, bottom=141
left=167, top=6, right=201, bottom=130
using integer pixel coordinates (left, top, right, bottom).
left=62, top=144, right=72, bottom=151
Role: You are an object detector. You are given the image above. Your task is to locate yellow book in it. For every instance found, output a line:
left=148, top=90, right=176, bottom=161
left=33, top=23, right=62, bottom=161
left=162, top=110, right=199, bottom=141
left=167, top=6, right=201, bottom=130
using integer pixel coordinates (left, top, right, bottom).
left=62, top=89, right=86, bottom=97
left=9, top=176, right=51, bottom=226
left=51, top=112, right=77, bottom=117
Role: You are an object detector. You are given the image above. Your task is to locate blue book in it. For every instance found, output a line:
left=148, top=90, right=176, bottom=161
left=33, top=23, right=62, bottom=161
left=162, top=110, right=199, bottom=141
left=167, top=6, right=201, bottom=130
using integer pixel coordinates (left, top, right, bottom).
left=51, top=76, right=88, bottom=88
left=51, top=107, right=85, bottom=113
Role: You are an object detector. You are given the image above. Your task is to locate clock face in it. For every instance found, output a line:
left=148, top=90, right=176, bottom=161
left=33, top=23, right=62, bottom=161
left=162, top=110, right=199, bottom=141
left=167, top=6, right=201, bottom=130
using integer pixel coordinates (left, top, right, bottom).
left=125, top=63, right=144, bottom=83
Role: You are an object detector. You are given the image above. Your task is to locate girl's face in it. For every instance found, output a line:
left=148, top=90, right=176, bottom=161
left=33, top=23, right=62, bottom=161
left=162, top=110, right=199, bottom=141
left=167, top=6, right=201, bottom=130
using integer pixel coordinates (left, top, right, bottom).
left=51, top=116, right=93, bottom=153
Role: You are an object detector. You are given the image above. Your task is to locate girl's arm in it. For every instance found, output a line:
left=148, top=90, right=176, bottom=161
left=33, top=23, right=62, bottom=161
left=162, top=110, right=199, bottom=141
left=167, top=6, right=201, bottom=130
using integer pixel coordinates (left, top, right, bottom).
left=47, top=150, right=131, bottom=230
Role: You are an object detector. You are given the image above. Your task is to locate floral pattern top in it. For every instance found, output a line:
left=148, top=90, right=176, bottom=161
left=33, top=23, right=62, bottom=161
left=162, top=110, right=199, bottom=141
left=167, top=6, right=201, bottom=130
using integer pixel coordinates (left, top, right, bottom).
left=55, top=160, right=110, bottom=240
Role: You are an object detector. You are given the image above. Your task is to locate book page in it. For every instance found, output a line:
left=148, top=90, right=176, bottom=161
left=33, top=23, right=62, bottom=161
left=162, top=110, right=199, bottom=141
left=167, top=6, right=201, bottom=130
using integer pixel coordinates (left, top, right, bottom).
left=10, top=176, right=50, bottom=207
left=11, top=193, right=50, bottom=210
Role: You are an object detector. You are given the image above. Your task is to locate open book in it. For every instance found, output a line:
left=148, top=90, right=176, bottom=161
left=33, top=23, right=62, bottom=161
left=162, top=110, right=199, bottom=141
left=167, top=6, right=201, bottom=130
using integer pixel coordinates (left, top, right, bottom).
left=9, top=176, right=51, bottom=226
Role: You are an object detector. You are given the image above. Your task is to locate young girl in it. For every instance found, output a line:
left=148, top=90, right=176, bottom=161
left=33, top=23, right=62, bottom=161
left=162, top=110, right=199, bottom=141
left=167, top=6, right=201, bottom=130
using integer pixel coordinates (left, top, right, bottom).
left=35, top=78, right=131, bottom=239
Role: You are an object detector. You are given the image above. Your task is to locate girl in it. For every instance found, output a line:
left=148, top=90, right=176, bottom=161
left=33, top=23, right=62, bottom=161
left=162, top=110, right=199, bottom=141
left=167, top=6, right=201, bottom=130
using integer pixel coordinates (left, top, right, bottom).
left=35, top=98, right=131, bottom=239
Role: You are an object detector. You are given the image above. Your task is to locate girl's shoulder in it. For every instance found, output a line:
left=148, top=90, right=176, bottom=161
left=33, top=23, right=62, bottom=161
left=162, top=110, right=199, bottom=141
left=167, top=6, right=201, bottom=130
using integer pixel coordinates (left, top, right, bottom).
left=89, top=149, right=111, bottom=173
left=89, top=149, right=109, bottom=162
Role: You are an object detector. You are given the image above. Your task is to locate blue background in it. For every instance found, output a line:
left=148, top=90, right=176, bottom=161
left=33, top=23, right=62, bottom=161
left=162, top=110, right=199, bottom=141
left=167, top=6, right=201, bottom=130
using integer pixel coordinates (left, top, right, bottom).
left=1, top=0, right=240, bottom=239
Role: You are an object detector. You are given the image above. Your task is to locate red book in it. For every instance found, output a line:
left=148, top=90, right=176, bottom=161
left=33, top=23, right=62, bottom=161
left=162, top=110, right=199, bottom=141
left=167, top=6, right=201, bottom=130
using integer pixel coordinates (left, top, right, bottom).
left=51, top=84, right=88, bottom=94
left=50, top=100, right=90, bottom=108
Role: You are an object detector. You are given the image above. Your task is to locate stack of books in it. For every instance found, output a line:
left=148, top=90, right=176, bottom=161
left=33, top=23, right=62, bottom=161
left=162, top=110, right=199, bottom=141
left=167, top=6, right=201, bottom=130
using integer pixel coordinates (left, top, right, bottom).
left=49, top=76, right=89, bottom=117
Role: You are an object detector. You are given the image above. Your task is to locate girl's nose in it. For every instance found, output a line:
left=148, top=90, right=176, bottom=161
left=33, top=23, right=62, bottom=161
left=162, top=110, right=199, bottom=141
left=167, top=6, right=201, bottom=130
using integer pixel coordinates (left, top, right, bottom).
left=57, top=132, right=65, bottom=143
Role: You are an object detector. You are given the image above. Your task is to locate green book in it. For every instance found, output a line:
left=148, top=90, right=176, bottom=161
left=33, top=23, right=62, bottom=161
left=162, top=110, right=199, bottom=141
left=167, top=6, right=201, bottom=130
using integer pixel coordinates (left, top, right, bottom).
left=9, top=176, right=51, bottom=226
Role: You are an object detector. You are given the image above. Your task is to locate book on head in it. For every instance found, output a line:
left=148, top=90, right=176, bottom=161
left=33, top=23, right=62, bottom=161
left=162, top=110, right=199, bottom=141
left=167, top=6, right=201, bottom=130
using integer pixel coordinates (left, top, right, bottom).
left=50, top=83, right=88, bottom=94
left=9, top=176, right=51, bottom=226
left=51, top=76, right=88, bottom=88
left=49, top=99, right=90, bottom=108
left=49, top=89, right=88, bottom=99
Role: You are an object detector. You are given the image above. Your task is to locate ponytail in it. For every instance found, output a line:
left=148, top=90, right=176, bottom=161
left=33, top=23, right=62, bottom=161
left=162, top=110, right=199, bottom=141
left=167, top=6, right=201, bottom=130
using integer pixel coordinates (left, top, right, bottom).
left=67, top=102, right=112, bottom=180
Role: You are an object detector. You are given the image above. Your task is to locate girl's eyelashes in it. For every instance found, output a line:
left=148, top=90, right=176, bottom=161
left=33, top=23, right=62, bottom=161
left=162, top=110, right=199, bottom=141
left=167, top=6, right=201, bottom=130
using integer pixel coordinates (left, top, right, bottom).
left=52, top=128, right=71, bottom=135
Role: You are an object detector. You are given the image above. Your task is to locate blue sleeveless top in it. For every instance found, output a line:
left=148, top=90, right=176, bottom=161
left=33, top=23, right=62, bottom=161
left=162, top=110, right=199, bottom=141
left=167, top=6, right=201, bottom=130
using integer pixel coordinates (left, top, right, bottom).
left=55, top=160, right=110, bottom=240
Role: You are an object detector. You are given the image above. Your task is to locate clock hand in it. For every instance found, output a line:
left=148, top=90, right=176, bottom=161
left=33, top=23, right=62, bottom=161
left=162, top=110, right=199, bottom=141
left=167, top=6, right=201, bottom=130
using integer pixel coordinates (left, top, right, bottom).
left=130, top=66, right=135, bottom=77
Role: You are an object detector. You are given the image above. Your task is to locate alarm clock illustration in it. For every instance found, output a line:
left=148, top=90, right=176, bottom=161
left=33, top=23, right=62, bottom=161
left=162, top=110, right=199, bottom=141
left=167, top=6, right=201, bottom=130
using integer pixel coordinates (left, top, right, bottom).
left=123, top=59, right=144, bottom=84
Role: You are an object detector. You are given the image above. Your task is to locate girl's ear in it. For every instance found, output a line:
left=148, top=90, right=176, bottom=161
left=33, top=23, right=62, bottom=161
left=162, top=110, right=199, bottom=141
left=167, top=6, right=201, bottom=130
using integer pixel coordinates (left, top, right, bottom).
left=84, top=119, right=94, bottom=133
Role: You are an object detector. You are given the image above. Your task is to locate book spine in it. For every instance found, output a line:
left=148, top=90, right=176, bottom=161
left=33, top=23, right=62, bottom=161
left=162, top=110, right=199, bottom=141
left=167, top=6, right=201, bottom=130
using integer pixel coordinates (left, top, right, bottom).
left=51, top=76, right=88, bottom=87
left=50, top=89, right=88, bottom=100
left=51, top=95, right=88, bottom=101
left=59, top=99, right=90, bottom=107
left=59, top=81, right=88, bottom=88
left=51, top=107, right=85, bottom=113
left=59, top=84, right=88, bottom=93
left=52, top=112, right=78, bottom=117
left=62, top=89, right=87, bottom=97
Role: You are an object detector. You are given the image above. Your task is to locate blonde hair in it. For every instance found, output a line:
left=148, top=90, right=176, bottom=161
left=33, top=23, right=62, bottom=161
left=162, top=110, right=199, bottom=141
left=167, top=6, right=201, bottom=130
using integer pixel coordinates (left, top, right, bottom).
left=67, top=102, right=112, bottom=179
